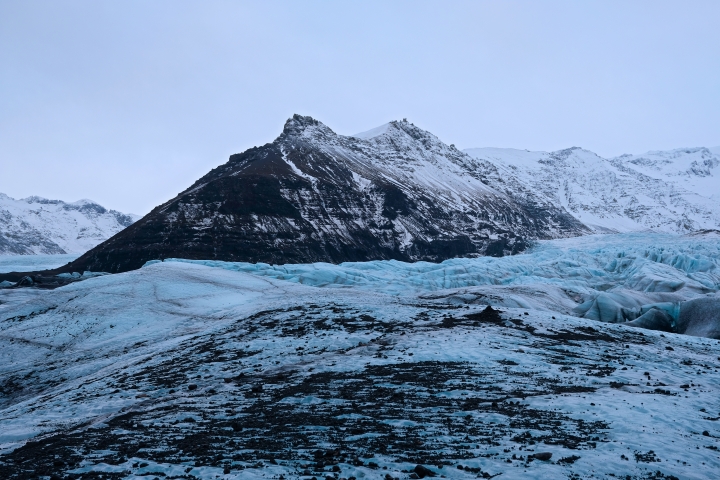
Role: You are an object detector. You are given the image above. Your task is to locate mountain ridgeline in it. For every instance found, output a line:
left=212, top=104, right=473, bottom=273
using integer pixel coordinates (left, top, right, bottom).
left=61, top=115, right=588, bottom=273
left=0, top=194, right=138, bottom=255
left=465, top=146, right=720, bottom=234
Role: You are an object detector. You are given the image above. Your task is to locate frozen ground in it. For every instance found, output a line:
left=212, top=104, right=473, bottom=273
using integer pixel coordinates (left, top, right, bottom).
left=0, top=234, right=718, bottom=479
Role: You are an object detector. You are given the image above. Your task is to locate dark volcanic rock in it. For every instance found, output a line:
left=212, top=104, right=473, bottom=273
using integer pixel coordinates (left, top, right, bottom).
left=58, top=115, right=588, bottom=274
left=414, top=464, right=437, bottom=478
left=531, top=452, right=553, bottom=461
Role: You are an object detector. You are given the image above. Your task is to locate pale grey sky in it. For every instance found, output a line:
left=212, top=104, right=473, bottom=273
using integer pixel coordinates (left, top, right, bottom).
left=1, top=0, right=719, bottom=214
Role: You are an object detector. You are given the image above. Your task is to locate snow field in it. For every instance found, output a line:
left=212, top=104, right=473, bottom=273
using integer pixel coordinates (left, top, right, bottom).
left=464, top=146, right=720, bottom=234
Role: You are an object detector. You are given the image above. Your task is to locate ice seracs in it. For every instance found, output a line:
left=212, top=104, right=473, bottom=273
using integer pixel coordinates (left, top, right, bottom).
left=149, top=231, right=720, bottom=339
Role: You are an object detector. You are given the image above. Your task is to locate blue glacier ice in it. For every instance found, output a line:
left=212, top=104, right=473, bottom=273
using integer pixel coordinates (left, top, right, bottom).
left=147, top=232, right=720, bottom=337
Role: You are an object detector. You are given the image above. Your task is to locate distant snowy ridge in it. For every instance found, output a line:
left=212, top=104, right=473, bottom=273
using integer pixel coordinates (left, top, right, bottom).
left=0, top=193, right=139, bottom=255
left=465, top=145, right=720, bottom=234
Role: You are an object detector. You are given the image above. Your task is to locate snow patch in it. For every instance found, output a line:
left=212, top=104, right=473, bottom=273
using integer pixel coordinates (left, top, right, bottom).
left=350, top=122, right=391, bottom=139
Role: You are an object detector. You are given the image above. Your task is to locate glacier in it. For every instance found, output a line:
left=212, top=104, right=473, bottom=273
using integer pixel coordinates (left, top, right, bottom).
left=0, top=232, right=719, bottom=478
left=0, top=253, right=80, bottom=274
left=151, top=232, right=720, bottom=338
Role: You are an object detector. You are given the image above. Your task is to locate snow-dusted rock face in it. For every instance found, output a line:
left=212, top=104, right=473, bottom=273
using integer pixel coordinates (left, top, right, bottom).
left=465, top=146, right=720, bottom=233
left=615, top=147, right=720, bottom=201
left=64, top=115, right=588, bottom=273
left=0, top=194, right=138, bottom=255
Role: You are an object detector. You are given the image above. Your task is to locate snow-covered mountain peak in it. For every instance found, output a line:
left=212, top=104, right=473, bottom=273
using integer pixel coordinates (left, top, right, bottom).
left=613, top=147, right=720, bottom=201
left=616, top=146, right=720, bottom=177
left=465, top=146, right=607, bottom=173
left=278, top=117, right=478, bottom=183
left=283, top=117, right=458, bottom=165
left=17, top=196, right=132, bottom=218
left=463, top=147, right=546, bottom=170
left=545, top=146, right=597, bottom=162
left=18, top=195, right=106, bottom=209
left=465, top=144, right=720, bottom=233
left=351, top=119, right=431, bottom=140
left=279, top=114, right=338, bottom=143
left=61, top=116, right=588, bottom=273
left=68, top=198, right=100, bottom=206
left=360, top=119, right=451, bottom=150
left=338, top=120, right=473, bottom=178
left=0, top=194, right=138, bottom=255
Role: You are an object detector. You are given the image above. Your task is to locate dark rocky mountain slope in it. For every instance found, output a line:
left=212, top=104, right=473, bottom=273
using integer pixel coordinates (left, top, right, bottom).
left=59, top=115, right=588, bottom=274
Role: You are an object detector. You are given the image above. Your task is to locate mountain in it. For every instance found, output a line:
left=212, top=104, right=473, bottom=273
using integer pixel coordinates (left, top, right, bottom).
left=0, top=194, right=138, bottom=255
left=464, top=146, right=720, bottom=233
left=614, top=147, right=720, bottom=201
left=60, top=115, right=588, bottom=274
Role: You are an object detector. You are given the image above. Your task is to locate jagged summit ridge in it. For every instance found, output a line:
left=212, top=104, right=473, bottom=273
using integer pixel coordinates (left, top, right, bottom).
left=279, top=114, right=333, bottom=140
left=58, top=115, right=587, bottom=274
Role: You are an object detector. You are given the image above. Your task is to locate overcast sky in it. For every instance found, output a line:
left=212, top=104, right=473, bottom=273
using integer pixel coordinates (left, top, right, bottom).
left=1, top=1, right=719, bottom=214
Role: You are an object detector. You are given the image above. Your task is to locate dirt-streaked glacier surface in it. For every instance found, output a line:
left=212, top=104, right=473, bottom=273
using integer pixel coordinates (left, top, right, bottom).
left=0, top=233, right=718, bottom=479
